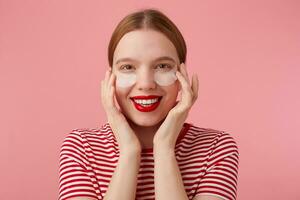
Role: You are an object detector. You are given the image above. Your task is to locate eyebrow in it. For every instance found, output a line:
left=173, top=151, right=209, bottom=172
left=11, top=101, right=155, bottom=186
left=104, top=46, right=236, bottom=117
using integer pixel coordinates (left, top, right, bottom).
left=115, top=56, right=176, bottom=65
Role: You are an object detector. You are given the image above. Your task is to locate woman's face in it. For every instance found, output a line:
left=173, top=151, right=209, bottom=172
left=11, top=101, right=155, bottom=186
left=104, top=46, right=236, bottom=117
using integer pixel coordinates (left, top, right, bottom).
left=112, top=29, right=181, bottom=127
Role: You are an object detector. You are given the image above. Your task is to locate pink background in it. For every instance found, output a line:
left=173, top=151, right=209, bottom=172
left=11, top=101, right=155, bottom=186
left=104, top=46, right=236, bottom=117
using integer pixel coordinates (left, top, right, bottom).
left=1, top=0, right=299, bottom=199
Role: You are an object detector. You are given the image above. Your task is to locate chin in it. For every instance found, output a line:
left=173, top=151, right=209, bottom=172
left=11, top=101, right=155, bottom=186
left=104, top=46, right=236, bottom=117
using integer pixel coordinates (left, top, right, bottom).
left=128, top=115, right=165, bottom=127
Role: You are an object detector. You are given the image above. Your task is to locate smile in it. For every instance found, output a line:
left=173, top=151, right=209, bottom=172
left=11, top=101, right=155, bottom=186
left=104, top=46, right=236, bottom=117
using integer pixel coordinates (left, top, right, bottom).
left=130, top=95, right=162, bottom=112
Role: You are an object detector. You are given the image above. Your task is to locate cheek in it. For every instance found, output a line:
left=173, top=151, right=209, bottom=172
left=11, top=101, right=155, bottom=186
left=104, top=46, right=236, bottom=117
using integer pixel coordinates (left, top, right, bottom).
left=164, top=84, right=180, bottom=102
left=115, top=87, right=129, bottom=104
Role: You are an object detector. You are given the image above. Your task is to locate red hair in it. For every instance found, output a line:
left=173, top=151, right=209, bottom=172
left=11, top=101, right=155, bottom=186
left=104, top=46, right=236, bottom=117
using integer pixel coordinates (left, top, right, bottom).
left=108, top=8, right=187, bottom=67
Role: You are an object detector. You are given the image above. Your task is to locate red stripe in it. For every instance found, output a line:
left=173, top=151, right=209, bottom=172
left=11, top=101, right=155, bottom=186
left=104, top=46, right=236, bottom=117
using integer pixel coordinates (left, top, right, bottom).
left=195, top=189, right=233, bottom=200
left=59, top=194, right=98, bottom=200
left=59, top=123, right=239, bottom=199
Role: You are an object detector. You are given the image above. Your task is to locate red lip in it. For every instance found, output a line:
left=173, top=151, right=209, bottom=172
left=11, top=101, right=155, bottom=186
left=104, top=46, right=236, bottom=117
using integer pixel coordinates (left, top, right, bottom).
left=130, top=95, right=162, bottom=100
left=131, top=100, right=161, bottom=112
left=130, top=95, right=162, bottom=112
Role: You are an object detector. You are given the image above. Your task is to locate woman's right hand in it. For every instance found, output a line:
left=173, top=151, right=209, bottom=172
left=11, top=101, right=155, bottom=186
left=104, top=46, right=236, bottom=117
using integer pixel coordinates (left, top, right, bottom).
left=100, top=68, right=141, bottom=154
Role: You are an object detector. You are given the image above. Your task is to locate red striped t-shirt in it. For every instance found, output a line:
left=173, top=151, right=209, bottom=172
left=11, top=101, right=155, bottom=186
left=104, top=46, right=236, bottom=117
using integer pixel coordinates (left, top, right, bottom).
left=59, top=122, right=239, bottom=200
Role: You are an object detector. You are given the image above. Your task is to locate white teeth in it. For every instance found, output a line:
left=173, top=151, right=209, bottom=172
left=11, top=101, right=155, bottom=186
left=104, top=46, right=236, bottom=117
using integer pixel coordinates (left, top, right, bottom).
left=133, top=98, right=159, bottom=105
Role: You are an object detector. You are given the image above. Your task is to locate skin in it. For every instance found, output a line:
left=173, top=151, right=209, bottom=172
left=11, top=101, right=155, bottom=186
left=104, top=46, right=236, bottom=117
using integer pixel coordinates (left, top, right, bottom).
left=68, top=30, right=223, bottom=200
left=99, top=29, right=224, bottom=200
left=106, top=29, right=198, bottom=150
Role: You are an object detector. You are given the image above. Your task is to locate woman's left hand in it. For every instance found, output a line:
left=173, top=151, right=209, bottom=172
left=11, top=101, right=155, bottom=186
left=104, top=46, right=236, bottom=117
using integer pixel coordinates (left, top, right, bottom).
left=153, top=62, right=199, bottom=150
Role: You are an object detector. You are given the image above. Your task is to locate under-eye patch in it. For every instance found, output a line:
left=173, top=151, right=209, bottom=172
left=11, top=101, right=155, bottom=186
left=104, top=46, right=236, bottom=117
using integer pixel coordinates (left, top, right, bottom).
left=114, top=66, right=178, bottom=88
left=115, top=72, right=137, bottom=88
left=154, top=67, right=177, bottom=86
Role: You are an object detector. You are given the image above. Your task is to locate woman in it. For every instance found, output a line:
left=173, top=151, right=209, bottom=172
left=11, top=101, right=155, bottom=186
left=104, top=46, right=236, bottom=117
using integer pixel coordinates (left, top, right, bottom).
left=59, top=8, right=239, bottom=200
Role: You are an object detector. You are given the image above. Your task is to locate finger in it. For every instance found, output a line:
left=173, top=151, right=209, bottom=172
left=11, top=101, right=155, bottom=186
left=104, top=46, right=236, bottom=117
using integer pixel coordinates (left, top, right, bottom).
left=100, top=80, right=104, bottom=101
left=104, top=69, right=110, bottom=95
left=191, top=74, right=199, bottom=102
left=108, top=71, right=116, bottom=88
left=108, top=71, right=121, bottom=113
left=105, top=69, right=110, bottom=82
left=105, top=71, right=114, bottom=104
left=176, top=71, right=194, bottom=109
left=180, top=63, right=190, bottom=85
left=102, top=69, right=112, bottom=108
left=182, top=63, right=190, bottom=83
left=101, top=78, right=111, bottom=113
left=110, top=85, right=115, bottom=106
left=103, top=69, right=110, bottom=94
left=176, top=64, right=182, bottom=91
left=172, top=101, right=179, bottom=108
left=176, top=70, right=193, bottom=95
left=108, top=73, right=116, bottom=107
left=105, top=69, right=113, bottom=93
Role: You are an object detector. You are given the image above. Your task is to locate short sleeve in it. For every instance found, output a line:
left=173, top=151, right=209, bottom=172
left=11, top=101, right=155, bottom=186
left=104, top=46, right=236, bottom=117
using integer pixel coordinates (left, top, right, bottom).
left=58, top=130, right=100, bottom=200
left=194, top=132, right=239, bottom=200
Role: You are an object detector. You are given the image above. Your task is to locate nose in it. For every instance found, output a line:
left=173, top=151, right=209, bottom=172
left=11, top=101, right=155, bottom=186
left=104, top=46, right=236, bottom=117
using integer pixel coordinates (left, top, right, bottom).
left=136, top=69, right=156, bottom=91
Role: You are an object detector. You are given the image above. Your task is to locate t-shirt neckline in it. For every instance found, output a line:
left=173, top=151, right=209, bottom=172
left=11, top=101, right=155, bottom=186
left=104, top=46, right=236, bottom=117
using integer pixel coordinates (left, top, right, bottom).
left=141, top=122, right=191, bottom=153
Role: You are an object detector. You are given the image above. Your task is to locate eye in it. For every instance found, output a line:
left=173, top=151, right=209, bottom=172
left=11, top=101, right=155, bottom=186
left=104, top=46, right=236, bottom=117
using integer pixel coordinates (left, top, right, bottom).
left=120, top=64, right=134, bottom=71
left=156, top=63, right=173, bottom=71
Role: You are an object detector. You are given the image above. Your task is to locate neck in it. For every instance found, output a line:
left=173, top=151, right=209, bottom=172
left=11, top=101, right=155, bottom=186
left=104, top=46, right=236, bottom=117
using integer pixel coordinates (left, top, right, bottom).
left=127, top=119, right=163, bottom=150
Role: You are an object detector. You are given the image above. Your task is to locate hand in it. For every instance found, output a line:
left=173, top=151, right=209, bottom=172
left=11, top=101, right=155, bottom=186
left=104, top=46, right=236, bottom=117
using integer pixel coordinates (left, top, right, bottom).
left=101, top=68, right=141, bottom=154
left=153, top=63, right=199, bottom=150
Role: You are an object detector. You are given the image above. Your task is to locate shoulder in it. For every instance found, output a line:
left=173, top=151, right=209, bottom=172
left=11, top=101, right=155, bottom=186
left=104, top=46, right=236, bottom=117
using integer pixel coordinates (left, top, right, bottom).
left=185, top=123, right=239, bottom=154
left=61, top=122, right=117, bottom=148
left=187, top=123, right=237, bottom=142
left=59, top=123, right=116, bottom=163
left=61, top=122, right=114, bottom=145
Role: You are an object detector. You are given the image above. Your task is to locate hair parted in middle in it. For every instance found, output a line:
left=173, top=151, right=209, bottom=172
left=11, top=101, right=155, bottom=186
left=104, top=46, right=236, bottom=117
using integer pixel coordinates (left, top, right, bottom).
left=108, top=8, right=187, bottom=67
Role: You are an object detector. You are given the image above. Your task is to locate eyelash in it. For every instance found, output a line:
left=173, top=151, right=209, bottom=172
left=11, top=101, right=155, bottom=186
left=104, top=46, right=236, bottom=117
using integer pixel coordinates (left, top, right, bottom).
left=120, top=63, right=173, bottom=71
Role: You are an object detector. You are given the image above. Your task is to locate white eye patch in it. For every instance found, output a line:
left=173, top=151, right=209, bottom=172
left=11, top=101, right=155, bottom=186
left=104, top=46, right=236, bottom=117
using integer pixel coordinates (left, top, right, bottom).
left=115, top=67, right=177, bottom=88
left=115, top=72, right=137, bottom=88
left=154, top=67, right=177, bottom=86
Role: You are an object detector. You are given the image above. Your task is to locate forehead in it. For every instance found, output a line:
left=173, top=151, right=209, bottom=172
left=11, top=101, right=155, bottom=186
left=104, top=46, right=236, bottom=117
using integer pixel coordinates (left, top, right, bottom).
left=113, top=30, right=179, bottom=64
